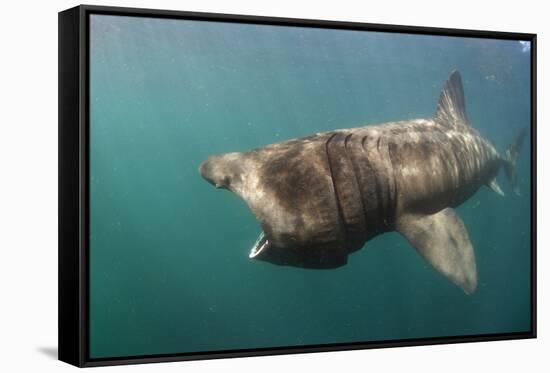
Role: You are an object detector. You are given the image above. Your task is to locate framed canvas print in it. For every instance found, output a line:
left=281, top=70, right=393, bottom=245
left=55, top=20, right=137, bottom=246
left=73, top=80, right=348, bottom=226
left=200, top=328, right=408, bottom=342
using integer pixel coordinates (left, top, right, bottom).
left=58, top=5, right=537, bottom=367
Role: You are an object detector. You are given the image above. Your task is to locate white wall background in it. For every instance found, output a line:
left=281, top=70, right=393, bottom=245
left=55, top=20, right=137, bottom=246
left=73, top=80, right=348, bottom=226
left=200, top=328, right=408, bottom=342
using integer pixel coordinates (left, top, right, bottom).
left=0, top=0, right=547, bottom=371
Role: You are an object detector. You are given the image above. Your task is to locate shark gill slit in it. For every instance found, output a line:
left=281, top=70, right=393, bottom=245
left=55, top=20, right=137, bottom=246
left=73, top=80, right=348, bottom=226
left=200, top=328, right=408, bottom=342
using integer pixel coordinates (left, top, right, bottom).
left=382, top=139, right=393, bottom=228
left=344, top=132, right=369, bottom=239
left=325, top=132, right=347, bottom=247
left=387, top=141, right=400, bottom=227
left=361, top=134, right=368, bottom=149
left=361, top=134, right=385, bottom=234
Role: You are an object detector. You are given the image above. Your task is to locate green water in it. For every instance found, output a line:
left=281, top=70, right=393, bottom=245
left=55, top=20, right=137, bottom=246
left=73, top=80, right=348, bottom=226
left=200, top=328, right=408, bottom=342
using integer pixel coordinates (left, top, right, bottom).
left=89, top=15, right=532, bottom=359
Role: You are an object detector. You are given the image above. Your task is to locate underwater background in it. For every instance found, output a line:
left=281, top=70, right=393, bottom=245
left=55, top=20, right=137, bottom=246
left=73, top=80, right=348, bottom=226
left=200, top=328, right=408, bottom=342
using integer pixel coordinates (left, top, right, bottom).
left=89, top=14, right=531, bottom=358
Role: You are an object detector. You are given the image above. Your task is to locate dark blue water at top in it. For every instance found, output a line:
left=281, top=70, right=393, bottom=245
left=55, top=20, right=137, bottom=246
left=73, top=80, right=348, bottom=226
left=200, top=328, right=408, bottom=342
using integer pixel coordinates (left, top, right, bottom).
left=88, top=15, right=531, bottom=358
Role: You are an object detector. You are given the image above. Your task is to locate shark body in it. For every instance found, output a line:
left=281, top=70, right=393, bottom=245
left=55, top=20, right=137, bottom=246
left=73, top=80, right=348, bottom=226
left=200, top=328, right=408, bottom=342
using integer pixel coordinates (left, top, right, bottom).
left=199, top=71, right=526, bottom=294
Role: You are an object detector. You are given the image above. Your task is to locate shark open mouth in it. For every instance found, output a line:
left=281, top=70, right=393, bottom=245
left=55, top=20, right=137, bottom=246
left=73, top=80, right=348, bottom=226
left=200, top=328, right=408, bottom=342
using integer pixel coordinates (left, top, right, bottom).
left=249, top=231, right=270, bottom=258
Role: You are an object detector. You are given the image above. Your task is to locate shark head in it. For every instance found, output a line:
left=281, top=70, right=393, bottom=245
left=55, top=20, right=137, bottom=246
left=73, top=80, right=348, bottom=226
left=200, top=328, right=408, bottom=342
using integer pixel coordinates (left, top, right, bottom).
left=199, top=143, right=352, bottom=269
left=199, top=152, right=246, bottom=191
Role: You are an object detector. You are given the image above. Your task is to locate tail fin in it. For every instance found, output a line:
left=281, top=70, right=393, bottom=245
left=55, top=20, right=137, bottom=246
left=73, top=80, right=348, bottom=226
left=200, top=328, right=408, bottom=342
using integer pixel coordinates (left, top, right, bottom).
left=503, top=127, right=528, bottom=195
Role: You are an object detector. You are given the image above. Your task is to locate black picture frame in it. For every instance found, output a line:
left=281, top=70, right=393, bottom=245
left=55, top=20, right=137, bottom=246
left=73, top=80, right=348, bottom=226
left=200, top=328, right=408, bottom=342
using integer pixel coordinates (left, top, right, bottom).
left=58, top=4, right=537, bottom=368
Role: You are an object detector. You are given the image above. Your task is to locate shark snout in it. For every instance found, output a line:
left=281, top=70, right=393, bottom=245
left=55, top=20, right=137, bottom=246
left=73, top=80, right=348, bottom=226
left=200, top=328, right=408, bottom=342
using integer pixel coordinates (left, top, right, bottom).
left=199, top=156, right=226, bottom=188
left=198, top=158, right=213, bottom=184
left=199, top=152, right=245, bottom=190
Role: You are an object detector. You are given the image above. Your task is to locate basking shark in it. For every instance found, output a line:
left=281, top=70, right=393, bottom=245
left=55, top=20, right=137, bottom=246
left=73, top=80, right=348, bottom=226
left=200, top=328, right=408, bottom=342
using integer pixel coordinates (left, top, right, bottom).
left=199, top=71, right=526, bottom=294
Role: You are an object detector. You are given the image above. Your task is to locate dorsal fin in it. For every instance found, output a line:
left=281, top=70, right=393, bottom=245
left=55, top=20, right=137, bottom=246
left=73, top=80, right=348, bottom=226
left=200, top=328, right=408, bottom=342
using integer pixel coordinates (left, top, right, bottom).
left=435, top=70, right=469, bottom=127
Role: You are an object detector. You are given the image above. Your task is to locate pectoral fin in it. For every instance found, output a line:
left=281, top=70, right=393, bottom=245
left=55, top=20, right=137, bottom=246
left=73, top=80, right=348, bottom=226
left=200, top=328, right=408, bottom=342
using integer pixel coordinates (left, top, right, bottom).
left=396, top=208, right=477, bottom=294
